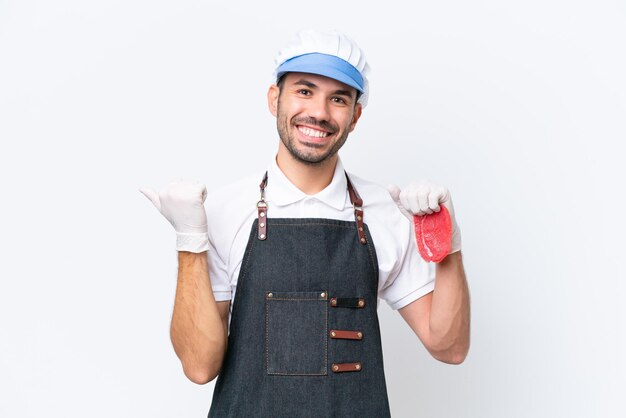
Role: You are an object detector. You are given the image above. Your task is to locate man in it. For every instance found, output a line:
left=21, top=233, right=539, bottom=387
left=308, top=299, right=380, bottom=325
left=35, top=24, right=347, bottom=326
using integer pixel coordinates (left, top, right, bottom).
left=140, top=29, right=470, bottom=417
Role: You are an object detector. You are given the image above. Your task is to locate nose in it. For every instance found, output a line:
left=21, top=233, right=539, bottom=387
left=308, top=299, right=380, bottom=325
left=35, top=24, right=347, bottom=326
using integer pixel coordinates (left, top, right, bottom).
left=306, top=95, right=331, bottom=122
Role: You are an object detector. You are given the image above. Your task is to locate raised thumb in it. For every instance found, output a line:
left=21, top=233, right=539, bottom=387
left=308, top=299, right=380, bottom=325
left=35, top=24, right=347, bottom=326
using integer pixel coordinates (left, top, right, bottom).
left=387, top=183, right=402, bottom=203
left=386, top=183, right=412, bottom=219
left=139, top=187, right=161, bottom=212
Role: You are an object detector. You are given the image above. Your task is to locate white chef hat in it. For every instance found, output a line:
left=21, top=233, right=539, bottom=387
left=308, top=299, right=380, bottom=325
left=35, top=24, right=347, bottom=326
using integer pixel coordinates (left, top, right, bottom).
left=273, top=29, right=371, bottom=108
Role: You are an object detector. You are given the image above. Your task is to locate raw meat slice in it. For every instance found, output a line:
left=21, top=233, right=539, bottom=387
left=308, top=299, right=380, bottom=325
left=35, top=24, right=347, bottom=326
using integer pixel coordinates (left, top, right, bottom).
left=413, top=205, right=452, bottom=263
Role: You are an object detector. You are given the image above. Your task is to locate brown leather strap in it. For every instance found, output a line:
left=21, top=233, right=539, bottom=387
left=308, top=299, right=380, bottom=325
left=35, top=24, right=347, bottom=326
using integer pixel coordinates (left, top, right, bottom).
left=257, top=171, right=268, bottom=240
left=330, top=329, right=363, bottom=340
left=257, top=170, right=366, bottom=244
left=331, top=362, right=362, bottom=373
left=345, top=173, right=367, bottom=245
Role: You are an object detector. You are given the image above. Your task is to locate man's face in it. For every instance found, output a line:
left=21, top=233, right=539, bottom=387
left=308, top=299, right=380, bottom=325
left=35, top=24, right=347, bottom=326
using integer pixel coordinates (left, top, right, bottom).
left=268, top=72, right=363, bottom=165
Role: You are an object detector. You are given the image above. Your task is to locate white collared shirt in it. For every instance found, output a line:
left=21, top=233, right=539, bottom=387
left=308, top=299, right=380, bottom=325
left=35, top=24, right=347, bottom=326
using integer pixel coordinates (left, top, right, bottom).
left=206, top=156, right=435, bottom=330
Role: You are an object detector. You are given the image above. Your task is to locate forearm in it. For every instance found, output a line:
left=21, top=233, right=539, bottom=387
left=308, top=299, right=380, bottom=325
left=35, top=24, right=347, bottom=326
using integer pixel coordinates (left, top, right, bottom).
left=170, top=251, right=227, bottom=384
left=428, top=250, right=470, bottom=363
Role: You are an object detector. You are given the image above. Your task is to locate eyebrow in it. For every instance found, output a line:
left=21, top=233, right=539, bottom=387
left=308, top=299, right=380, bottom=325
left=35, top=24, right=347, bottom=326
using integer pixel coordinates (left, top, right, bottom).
left=292, top=79, right=355, bottom=99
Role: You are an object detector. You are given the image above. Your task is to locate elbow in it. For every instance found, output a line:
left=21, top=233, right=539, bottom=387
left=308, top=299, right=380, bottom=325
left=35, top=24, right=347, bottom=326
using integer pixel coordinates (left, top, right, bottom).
left=428, top=340, right=470, bottom=365
left=171, top=335, right=228, bottom=385
left=432, top=348, right=468, bottom=365
left=182, top=363, right=221, bottom=385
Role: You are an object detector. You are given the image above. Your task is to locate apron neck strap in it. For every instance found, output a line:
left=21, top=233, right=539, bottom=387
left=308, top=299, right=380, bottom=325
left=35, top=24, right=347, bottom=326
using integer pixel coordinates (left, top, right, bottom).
left=345, top=173, right=367, bottom=245
left=257, top=170, right=367, bottom=245
left=256, top=171, right=269, bottom=240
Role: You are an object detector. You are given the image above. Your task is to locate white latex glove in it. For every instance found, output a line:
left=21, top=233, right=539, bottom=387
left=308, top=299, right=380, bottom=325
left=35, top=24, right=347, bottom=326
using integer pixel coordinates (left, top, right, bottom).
left=387, top=181, right=462, bottom=254
left=139, top=179, right=209, bottom=253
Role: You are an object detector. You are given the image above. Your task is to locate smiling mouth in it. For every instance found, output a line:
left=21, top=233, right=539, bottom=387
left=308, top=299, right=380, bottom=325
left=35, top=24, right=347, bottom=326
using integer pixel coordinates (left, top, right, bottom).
left=296, top=125, right=331, bottom=139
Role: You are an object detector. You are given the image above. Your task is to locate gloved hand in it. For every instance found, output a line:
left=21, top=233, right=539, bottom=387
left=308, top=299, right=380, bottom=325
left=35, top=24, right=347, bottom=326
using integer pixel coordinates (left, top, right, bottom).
left=387, top=181, right=462, bottom=255
left=139, top=179, right=210, bottom=253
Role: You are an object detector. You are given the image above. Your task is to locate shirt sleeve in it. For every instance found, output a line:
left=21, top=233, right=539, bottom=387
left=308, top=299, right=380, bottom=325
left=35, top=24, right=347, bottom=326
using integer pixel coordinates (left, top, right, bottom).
left=205, top=192, right=232, bottom=303
left=378, top=208, right=436, bottom=310
left=207, top=235, right=232, bottom=302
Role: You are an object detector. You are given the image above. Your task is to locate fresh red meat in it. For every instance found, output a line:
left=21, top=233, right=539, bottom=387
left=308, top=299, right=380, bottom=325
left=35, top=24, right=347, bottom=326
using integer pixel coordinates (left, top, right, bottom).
left=413, top=205, right=452, bottom=263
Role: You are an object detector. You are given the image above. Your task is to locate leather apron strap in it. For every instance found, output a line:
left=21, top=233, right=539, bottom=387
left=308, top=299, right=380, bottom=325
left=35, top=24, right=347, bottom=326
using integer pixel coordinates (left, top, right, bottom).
left=256, top=170, right=367, bottom=244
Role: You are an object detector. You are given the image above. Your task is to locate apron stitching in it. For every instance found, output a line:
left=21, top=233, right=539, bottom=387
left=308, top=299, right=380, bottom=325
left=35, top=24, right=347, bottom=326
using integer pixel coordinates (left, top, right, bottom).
left=265, top=295, right=269, bottom=374
left=265, top=296, right=329, bottom=376
left=324, top=293, right=328, bottom=375
left=237, top=221, right=258, bottom=289
left=364, top=227, right=380, bottom=282
left=229, top=220, right=258, bottom=329
left=270, top=223, right=353, bottom=228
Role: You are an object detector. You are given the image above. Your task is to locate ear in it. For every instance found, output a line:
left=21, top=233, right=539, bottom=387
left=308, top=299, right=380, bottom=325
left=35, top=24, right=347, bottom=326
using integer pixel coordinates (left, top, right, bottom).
left=267, top=84, right=279, bottom=117
left=348, top=102, right=363, bottom=133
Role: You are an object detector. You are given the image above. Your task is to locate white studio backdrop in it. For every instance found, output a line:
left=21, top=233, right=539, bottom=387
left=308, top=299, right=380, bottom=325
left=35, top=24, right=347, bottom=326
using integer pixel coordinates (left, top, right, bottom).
left=1, top=1, right=624, bottom=417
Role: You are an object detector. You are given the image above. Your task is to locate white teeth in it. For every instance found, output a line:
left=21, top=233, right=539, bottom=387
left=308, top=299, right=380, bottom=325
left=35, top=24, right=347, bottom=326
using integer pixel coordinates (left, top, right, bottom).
left=298, top=126, right=328, bottom=138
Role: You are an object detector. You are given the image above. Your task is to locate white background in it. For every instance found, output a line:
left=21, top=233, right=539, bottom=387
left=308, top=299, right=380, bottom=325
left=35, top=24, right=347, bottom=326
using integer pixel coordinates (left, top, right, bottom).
left=1, top=1, right=625, bottom=417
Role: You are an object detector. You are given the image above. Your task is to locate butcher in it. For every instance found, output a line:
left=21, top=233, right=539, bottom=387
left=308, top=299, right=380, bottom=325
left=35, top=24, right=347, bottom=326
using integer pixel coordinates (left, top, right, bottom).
left=140, top=29, right=470, bottom=417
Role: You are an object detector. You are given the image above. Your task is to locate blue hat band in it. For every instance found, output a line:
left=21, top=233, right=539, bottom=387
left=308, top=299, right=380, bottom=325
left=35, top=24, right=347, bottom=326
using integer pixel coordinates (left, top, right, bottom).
left=276, top=53, right=365, bottom=94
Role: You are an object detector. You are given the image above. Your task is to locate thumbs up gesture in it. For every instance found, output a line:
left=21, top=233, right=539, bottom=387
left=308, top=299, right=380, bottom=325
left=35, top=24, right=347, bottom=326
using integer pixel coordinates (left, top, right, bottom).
left=139, top=179, right=210, bottom=253
left=387, top=181, right=462, bottom=258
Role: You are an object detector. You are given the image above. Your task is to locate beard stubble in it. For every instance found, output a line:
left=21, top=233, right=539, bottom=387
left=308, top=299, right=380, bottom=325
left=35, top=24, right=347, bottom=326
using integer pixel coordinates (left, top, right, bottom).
left=276, top=101, right=351, bottom=166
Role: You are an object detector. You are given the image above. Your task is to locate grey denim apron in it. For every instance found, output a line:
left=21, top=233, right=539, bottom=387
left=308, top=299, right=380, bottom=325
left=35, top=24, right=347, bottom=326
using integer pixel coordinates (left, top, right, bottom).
left=208, top=171, right=392, bottom=417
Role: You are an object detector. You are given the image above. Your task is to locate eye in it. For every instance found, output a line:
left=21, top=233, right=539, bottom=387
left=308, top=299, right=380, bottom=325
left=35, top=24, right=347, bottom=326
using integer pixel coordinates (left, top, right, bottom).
left=297, top=89, right=311, bottom=95
left=332, top=96, right=347, bottom=104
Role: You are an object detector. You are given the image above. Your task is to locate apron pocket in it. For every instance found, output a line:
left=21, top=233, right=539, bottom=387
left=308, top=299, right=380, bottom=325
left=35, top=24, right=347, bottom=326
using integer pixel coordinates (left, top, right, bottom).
left=265, top=290, right=328, bottom=376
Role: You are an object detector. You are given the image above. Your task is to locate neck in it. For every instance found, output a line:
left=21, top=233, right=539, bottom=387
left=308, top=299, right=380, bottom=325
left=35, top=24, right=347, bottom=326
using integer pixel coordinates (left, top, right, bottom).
left=275, top=143, right=338, bottom=195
